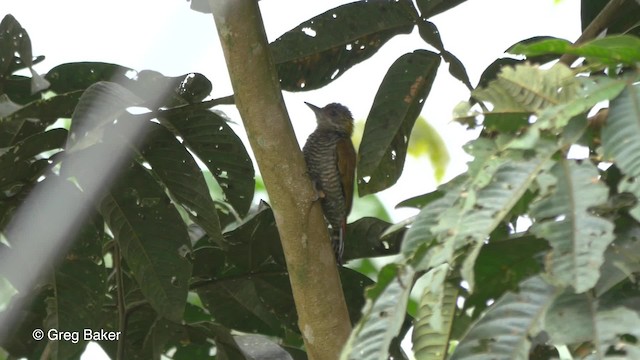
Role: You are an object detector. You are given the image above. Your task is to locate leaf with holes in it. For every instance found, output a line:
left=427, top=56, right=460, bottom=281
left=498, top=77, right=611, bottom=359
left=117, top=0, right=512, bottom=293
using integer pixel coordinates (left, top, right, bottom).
left=358, top=50, right=440, bottom=195
left=271, top=0, right=417, bottom=91
left=112, top=120, right=223, bottom=245
left=341, top=263, right=414, bottom=360
left=160, top=109, right=255, bottom=217
left=602, top=83, right=640, bottom=221
left=96, top=158, right=192, bottom=322
left=450, top=276, right=558, bottom=360
left=530, top=160, right=614, bottom=292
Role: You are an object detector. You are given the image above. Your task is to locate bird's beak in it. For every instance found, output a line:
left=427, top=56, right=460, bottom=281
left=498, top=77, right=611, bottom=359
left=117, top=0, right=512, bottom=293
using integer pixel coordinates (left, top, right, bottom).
left=304, top=102, right=321, bottom=114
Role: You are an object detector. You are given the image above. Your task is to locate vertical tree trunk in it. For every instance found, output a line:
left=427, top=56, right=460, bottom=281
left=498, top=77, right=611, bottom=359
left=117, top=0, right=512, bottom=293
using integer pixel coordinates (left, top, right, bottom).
left=208, top=1, right=352, bottom=358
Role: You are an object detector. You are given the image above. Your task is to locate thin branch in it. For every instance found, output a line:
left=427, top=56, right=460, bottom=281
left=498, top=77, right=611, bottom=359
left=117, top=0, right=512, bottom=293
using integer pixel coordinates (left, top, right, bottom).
left=559, top=0, right=628, bottom=65
left=114, top=244, right=126, bottom=360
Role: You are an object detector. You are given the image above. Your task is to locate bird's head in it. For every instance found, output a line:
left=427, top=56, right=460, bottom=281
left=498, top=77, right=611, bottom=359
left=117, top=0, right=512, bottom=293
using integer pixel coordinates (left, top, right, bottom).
left=305, top=102, right=354, bottom=135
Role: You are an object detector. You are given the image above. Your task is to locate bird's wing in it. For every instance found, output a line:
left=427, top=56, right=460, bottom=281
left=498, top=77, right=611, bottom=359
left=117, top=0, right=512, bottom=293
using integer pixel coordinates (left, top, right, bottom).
left=336, top=137, right=356, bottom=214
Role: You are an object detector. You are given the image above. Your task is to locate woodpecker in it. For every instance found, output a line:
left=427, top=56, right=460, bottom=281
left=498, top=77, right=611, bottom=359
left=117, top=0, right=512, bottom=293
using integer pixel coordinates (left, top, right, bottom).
left=302, top=102, right=356, bottom=265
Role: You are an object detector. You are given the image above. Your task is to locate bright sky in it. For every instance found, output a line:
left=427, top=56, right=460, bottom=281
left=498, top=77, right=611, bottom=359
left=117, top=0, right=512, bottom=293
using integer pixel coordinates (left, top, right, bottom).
left=3, top=0, right=580, bottom=358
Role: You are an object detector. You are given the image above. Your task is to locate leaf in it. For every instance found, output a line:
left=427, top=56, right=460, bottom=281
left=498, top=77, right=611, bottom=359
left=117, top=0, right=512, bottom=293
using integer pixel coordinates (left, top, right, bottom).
left=46, top=63, right=212, bottom=108
left=340, top=267, right=376, bottom=325
left=0, top=15, right=50, bottom=93
left=113, top=120, right=223, bottom=245
left=400, top=175, right=467, bottom=258
left=544, top=290, right=596, bottom=345
left=602, top=83, right=640, bottom=221
left=0, top=128, right=67, bottom=199
left=595, top=221, right=640, bottom=295
left=44, top=184, right=106, bottom=360
left=591, top=307, right=640, bottom=357
left=465, top=235, right=548, bottom=318
left=530, top=160, right=614, bottom=292
left=97, top=158, right=192, bottom=322
left=196, top=272, right=290, bottom=337
left=344, top=217, right=404, bottom=260
left=450, top=276, right=558, bottom=360
left=221, top=204, right=285, bottom=273
left=417, top=19, right=444, bottom=51
left=535, top=76, right=626, bottom=131
left=472, top=63, right=579, bottom=113
left=0, top=91, right=81, bottom=146
left=67, top=81, right=143, bottom=152
left=271, top=0, right=418, bottom=91
left=0, top=288, right=51, bottom=358
left=510, top=35, right=640, bottom=66
left=441, top=51, right=473, bottom=91
left=358, top=50, right=440, bottom=195
left=427, top=141, right=556, bottom=290
left=395, top=188, right=445, bottom=210
left=341, top=264, right=414, bottom=360
left=407, top=116, right=450, bottom=181
left=45, top=62, right=134, bottom=94
left=416, top=0, right=467, bottom=18
left=412, top=279, right=457, bottom=360
left=160, top=109, right=255, bottom=218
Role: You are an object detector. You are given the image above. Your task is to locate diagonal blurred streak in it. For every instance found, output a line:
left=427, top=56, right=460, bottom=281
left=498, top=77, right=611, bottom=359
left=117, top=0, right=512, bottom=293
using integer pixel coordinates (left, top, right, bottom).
left=0, top=80, right=173, bottom=342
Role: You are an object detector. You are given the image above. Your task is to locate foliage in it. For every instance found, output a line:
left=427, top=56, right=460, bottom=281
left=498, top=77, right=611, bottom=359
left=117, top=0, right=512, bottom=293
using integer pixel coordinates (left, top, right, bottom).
left=1, top=0, right=640, bottom=359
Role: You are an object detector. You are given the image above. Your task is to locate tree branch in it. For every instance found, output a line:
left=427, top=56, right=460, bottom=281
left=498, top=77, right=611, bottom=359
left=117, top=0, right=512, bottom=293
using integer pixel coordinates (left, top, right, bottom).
left=559, top=0, right=628, bottom=65
left=208, top=1, right=352, bottom=359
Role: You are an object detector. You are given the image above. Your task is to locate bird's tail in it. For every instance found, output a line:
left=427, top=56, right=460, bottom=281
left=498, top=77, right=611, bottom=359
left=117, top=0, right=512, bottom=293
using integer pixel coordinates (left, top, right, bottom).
left=330, top=222, right=346, bottom=265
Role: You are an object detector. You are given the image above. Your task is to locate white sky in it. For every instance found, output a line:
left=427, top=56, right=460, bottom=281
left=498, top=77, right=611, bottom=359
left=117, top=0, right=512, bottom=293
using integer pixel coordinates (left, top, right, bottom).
left=3, top=0, right=580, bottom=358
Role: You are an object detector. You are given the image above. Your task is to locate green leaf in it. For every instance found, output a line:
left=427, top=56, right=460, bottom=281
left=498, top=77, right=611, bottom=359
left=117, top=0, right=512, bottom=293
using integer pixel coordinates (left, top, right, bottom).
left=450, top=276, right=558, bottom=360
left=271, top=0, right=418, bottom=91
left=472, top=63, right=579, bottom=113
left=358, top=50, right=440, bottom=195
left=45, top=62, right=134, bottom=94
left=412, top=279, right=457, bottom=360
left=465, top=235, right=548, bottom=318
left=341, top=263, right=414, bottom=360
left=442, top=51, right=473, bottom=91
left=0, top=15, right=50, bottom=93
left=510, top=35, right=640, bottom=66
left=596, top=220, right=640, bottom=295
left=0, top=128, right=67, bottom=199
left=98, top=159, right=192, bottom=322
left=602, top=83, right=640, bottom=221
left=427, top=141, right=556, bottom=290
left=530, top=160, right=614, bottom=292
left=46, top=63, right=212, bottom=109
left=0, top=288, right=51, bottom=358
left=44, top=184, right=106, bottom=360
left=196, top=272, right=290, bottom=337
left=395, top=188, right=445, bottom=210
left=67, top=81, right=143, bottom=152
left=400, top=174, right=467, bottom=258
left=344, top=217, right=404, bottom=260
left=0, top=91, right=81, bottom=146
left=544, top=290, right=596, bottom=345
left=416, top=0, right=467, bottom=18
left=407, top=117, right=450, bottom=182
left=160, top=109, right=255, bottom=217
left=592, top=307, right=640, bottom=357
left=114, top=121, right=223, bottom=245
left=538, top=76, right=625, bottom=130
left=221, top=205, right=285, bottom=273
left=417, top=19, right=444, bottom=51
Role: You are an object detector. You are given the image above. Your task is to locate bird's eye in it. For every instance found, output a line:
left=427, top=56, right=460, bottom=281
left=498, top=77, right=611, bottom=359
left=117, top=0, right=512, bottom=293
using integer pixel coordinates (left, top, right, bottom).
left=330, top=110, right=338, bottom=117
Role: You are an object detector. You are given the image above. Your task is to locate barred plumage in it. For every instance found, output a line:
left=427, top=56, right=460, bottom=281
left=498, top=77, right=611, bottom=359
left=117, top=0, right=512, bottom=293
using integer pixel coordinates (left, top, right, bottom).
left=302, top=102, right=356, bottom=264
